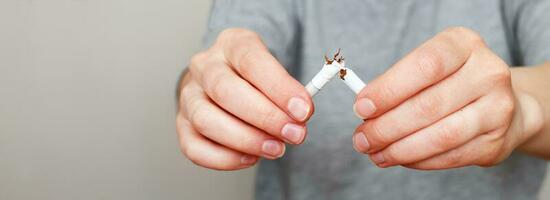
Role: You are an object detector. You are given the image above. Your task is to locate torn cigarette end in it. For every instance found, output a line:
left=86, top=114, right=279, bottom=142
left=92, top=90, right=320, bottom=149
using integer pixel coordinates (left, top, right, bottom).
left=340, top=68, right=365, bottom=94
left=324, top=55, right=333, bottom=64
left=339, top=68, right=347, bottom=80
left=306, top=49, right=366, bottom=96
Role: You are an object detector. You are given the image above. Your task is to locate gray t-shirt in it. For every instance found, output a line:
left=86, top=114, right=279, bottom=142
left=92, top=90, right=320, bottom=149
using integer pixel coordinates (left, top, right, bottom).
left=203, top=0, right=550, bottom=199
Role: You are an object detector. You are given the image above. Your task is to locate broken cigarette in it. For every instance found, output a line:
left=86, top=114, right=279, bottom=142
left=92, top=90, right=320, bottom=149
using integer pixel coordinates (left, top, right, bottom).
left=305, top=62, right=340, bottom=96
left=339, top=68, right=365, bottom=94
left=305, top=49, right=366, bottom=96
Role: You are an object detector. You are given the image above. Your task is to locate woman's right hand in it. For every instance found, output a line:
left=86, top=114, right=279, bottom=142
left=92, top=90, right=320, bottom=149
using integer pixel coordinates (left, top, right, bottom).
left=177, top=28, right=314, bottom=170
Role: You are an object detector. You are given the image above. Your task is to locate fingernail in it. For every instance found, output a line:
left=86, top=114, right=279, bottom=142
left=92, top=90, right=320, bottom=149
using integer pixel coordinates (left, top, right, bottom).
left=371, top=152, right=385, bottom=165
left=354, top=98, right=376, bottom=119
left=287, top=97, right=310, bottom=121
left=353, top=132, right=370, bottom=153
left=262, top=140, right=285, bottom=158
left=281, top=123, right=306, bottom=144
left=240, top=155, right=258, bottom=165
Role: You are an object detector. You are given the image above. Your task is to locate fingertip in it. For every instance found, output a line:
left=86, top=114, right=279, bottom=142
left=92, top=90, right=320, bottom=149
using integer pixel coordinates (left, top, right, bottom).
left=369, top=152, right=389, bottom=168
left=240, top=155, right=259, bottom=165
left=301, top=88, right=316, bottom=121
left=303, top=94, right=315, bottom=122
left=353, top=132, right=370, bottom=153
left=352, top=103, right=363, bottom=119
left=353, top=98, right=377, bottom=119
left=353, top=84, right=377, bottom=119
left=261, top=140, right=286, bottom=158
left=287, top=96, right=313, bottom=122
left=281, top=123, right=307, bottom=145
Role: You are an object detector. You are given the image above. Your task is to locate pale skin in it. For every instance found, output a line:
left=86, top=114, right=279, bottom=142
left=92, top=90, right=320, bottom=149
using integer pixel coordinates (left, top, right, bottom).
left=177, top=27, right=550, bottom=170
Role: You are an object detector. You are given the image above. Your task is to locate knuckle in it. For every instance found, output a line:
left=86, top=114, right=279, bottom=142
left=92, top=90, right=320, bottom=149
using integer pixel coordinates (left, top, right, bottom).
left=230, top=138, right=246, bottom=152
left=180, top=81, right=194, bottom=100
left=179, top=84, right=192, bottom=104
left=176, top=114, right=190, bottom=133
left=444, top=26, right=474, bottom=35
left=188, top=100, right=210, bottom=133
left=432, top=123, right=460, bottom=151
left=209, top=73, right=233, bottom=101
left=189, top=52, right=212, bottom=79
left=443, top=26, right=484, bottom=46
left=178, top=136, right=188, bottom=157
left=411, top=93, right=443, bottom=118
left=179, top=86, right=196, bottom=113
left=238, top=135, right=258, bottom=152
left=238, top=50, right=259, bottom=76
left=237, top=29, right=260, bottom=41
left=365, top=121, right=390, bottom=147
left=189, top=52, right=208, bottom=71
left=487, top=65, right=512, bottom=86
left=384, top=146, right=404, bottom=164
left=260, top=108, right=282, bottom=133
left=377, top=83, right=399, bottom=102
left=218, top=28, right=240, bottom=41
left=220, top=28, right=259, bottom=41
left=485, top=128, right=507, bottom=143
left=216, top=28, right=262, bottom=56
left=218, top=28, right=261, bottom=52
left=178, top=88, right=196, bottom=117
left=477, top=140, right=506, bottom=167
left=415, top=50, right=445, bottom=81
left=443, top=151, right=463, bottom=167
left=487, top=95, right=515, bottom=127
left=499, top=94, right=515, bottom=117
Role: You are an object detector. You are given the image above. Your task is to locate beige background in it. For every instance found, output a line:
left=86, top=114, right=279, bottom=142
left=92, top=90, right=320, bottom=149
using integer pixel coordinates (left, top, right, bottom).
left=0, top=0, right=548, bottom=199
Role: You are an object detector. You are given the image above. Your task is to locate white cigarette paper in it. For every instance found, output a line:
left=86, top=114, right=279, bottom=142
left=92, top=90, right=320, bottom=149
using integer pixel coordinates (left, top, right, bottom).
left=305, top=49, right=366, bottom=96
left=340, top=68, right=365, bottom=94
left=305, top=63, right=340, bottom=96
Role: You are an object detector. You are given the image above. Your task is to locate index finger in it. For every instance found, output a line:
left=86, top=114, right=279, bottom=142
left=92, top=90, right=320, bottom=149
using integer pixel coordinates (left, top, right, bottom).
left=355, top=27, right=484, bottom=119
left=219, top=28, right=313, bottom=122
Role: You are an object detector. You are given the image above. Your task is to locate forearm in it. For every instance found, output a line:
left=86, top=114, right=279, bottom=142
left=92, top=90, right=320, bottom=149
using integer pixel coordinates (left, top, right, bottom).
left=511, top=62, right=550, bottom=159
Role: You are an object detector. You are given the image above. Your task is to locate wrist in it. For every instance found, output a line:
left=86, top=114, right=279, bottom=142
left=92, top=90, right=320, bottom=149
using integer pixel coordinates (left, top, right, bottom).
left=514, top=91, right=545, bottom=149
left=510, top=66, right=546, bottom=152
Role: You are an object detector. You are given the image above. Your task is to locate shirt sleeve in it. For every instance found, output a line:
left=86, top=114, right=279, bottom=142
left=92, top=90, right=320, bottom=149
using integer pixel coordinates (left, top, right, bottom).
left=202, top=0, right=300, bottom=70
left=507, top=0, right=550, bottom=66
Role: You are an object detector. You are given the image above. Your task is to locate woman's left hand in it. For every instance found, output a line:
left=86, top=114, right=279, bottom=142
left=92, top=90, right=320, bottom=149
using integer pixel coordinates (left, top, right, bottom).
left=352, top=27, right=543, bottom=170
